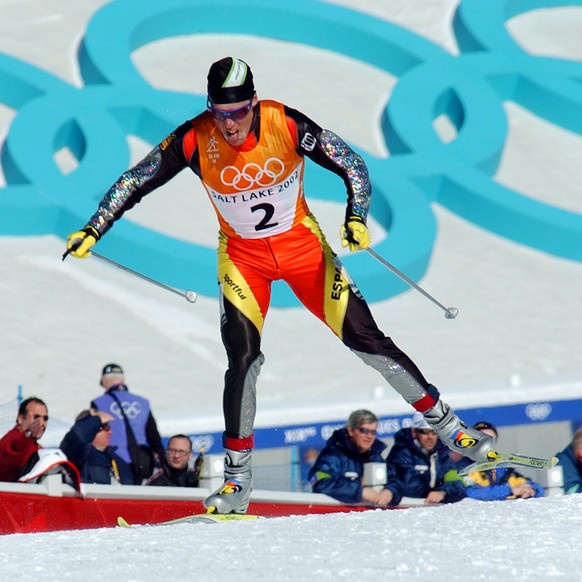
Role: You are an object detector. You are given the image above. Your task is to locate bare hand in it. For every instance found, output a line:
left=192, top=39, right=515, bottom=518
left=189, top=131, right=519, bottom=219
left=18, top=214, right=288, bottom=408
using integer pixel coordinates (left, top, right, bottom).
left=425, top=490, right=446, bottom=504
left=512, top=483, right=536, bottom=499
left=362, top=487, right=393, bottom=507
left=22, top=416, right=45, bottom=440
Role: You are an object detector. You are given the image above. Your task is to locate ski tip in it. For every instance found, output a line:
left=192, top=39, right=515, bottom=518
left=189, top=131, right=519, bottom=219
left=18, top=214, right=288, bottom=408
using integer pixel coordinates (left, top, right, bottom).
left=117, top=516, right=132, bottom=528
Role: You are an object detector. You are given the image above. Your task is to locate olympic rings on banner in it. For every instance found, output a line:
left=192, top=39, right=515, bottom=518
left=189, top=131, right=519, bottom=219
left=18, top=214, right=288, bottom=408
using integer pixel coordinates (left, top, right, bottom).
left=1, top=0, right=581, bottom=307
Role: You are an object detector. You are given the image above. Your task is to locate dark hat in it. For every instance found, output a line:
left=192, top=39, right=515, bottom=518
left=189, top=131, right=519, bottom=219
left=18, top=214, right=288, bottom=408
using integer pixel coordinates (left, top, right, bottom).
left=473, top=421, right=498, bottom=437
left=207, top=57, right=255, bottom=105
left=101, top=363, right=123, bottom=376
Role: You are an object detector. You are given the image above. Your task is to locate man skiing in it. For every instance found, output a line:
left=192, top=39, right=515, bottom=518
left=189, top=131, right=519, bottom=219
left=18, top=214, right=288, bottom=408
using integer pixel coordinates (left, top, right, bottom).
left=64, top=57, right=497, bottom=514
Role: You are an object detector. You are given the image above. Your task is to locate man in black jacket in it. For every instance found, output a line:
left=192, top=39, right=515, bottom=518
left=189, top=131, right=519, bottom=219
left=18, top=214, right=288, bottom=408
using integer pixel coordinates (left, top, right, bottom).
left=387, top=412, right=466, bottom=504
left=60, top=410, right=133, bottom=485
left=147, top=434, right=200, bottom=488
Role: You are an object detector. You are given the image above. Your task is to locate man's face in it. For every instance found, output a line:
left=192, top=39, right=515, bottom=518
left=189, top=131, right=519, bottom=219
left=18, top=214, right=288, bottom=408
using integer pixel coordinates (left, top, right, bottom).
left=209, top=95, right=258, bottom=147
left=101, top=373, right=124, bottom=390
left=348, top=422, right=379, bottom=454
left=18, top=401, right=48, bottom=438
left=413, top=427, right=438, bottom=451
left=165, top=437, right=192, bottom=470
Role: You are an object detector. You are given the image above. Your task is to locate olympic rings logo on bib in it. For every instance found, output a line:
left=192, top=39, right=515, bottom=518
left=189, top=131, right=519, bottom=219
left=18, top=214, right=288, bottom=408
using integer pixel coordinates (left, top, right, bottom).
left=220, top=158, right=285, bottom=191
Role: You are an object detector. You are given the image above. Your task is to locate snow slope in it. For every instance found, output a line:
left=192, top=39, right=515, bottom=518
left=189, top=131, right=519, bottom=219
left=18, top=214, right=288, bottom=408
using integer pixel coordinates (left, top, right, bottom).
left=0, top=495, right=581, bottom=581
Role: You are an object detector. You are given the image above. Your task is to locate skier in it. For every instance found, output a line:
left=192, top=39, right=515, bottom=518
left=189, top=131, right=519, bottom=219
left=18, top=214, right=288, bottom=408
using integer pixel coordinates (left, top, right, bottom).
left=64, top=57, right=496, bottom=514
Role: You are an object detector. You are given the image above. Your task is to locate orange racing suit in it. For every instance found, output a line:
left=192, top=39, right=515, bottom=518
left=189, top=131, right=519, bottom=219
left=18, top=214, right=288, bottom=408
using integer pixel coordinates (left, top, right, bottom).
left=85, top=100, right=435, bottom=449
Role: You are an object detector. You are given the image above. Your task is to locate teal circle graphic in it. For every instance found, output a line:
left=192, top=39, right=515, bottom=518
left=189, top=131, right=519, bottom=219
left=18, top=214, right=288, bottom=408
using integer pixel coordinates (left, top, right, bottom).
left=1, top=0, right=581, bottom=306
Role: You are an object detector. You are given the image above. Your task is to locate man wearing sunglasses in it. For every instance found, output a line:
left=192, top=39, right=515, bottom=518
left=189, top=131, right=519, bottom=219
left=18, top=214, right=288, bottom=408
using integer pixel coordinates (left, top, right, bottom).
left=60, top=409, right=133, bottom=485
left=0, top=397, right=49, bottom=481
left=387, top=412, right=466, bottom=505
left=308, top=409, right=401, bottom=507
left=64, top=57, right=496, bottom=514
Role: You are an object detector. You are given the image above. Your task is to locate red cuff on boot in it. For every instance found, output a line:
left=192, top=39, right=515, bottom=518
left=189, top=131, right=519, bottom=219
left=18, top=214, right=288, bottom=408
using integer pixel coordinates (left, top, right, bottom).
left=412, top=385, right=440, bottom=413
left=223, top=434, right=254, bottom=451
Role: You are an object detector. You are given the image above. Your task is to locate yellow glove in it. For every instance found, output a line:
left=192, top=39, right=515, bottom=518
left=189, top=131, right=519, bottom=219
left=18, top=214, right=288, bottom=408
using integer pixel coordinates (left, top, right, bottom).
left=65, top=226, right=99, bottom=259
left=340, top=217, right=371, bottom=252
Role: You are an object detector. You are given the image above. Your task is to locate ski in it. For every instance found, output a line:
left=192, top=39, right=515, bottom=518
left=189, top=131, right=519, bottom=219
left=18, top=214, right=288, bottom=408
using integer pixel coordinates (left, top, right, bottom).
left=459, top=450, right=558, bottom=475
left=117, top=513, right=264, bottom=528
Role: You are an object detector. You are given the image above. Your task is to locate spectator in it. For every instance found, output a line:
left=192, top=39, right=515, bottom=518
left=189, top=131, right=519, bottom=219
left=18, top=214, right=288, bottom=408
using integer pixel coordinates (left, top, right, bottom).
left=146, top=434, right=201, bottom=488
left=60, top=409, right=133, bottom=485
left=453, top=421, right=544, bottom=501
left=91, top=363, right=164, bottom=484
left=0, top=397, right=49, bottom=482
left=387, top=412, right=466, bottom=504
left=555, top=427, right=582, bottom=494
left=308, top=409, right=400, bottom=507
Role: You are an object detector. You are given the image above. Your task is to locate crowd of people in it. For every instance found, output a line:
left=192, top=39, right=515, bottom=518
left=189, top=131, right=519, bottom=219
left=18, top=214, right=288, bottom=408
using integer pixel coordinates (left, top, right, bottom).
left=309, top=409, right=580, bottom=506
left=0, top=387, right=579, bottom=508
left=0, top=363, right=201, bottom=489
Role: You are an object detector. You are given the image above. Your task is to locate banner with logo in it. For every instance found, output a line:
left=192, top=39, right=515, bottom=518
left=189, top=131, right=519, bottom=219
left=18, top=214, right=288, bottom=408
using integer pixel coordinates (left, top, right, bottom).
left=174, top=398, right=582, bottom=454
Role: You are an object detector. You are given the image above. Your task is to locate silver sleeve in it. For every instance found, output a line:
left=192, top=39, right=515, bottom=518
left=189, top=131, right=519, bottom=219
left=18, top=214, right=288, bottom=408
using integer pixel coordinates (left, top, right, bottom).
left=318, top=129, right=371, bottom=221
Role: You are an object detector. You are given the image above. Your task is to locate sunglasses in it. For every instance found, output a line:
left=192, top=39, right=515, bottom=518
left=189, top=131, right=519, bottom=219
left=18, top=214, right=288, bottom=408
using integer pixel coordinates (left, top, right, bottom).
left=356, top=427, right=378, bottom=436
left=207, top=99, right=253, bottom=122
left=32, top=414, right=49, bottom=422
left=416, top=428, right=437, bottom=435
left=99, top=423, right=111, bottom=432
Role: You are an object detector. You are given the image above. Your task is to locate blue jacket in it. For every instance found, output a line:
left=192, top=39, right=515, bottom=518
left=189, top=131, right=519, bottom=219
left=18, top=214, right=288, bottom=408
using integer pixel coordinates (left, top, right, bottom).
left=463, top=467, right=544, bottom=501
left=556, top=443, right=582, bottom=494
left=308, top=428, right=401, bottom=505
left=60, top=415, right=133, bottom=485
left=387, top=428, right=466, bottom=503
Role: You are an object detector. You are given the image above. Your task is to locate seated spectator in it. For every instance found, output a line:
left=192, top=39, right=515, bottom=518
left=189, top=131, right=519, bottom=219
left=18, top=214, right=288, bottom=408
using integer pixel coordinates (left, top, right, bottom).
left=308, top=409, right=401, bottom=507
left=555, top=427, right=582, bottom=494
left=452, top=421, right=544, bottom=501
left=60, top=409, right=133, bottom=485
left=146, top=434, right=201, bottom=488
left=0, top=397, right=49, bottom=482
left=387, top=412, right=466, bottom=504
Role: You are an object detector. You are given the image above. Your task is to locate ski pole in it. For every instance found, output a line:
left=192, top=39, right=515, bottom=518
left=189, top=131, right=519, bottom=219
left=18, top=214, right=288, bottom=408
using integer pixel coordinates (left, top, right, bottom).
left=365, top=248, right=458, bottom=319
left=62, top=243, right=197, bottom=303
left=90, top=251, right=198, bottom=303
